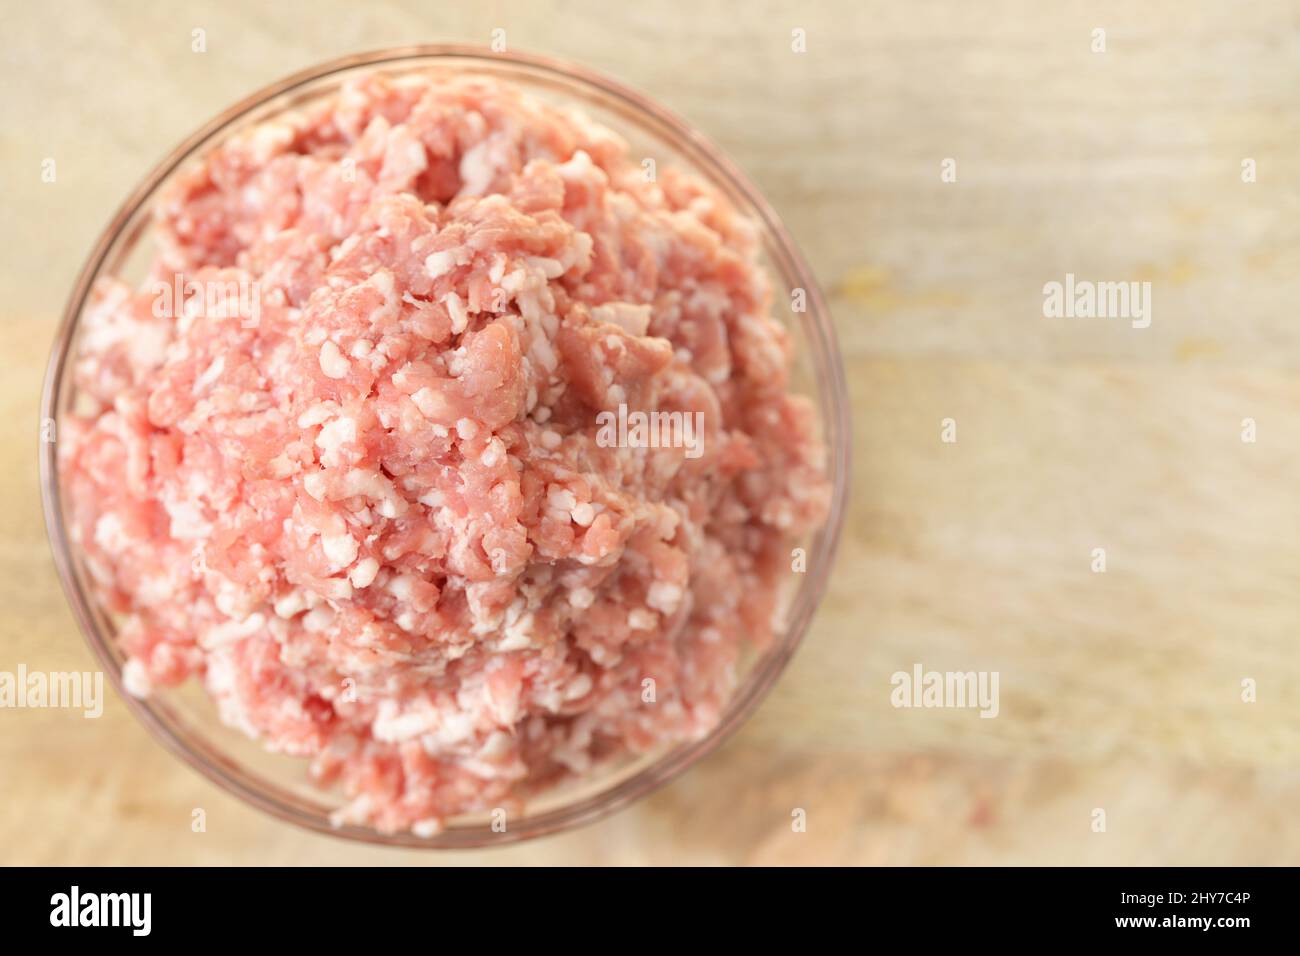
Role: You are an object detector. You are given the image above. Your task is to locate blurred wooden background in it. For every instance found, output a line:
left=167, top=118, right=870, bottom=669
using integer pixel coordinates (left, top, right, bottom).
left=3, top=0, right=1300, bottom=865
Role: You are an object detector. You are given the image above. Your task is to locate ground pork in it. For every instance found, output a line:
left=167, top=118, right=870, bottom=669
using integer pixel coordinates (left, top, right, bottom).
left=61, top=72, right=829, bottom=834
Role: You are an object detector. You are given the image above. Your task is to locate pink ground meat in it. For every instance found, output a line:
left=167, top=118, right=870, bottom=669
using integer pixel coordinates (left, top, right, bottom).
left=62, top=72, right=829, bottom=833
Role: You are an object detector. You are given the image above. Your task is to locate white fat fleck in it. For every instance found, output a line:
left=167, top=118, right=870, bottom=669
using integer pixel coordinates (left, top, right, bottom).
left=192, top=355, right=226, bottom=394
left=315, top=415, right=357, bottom=465
left=330, top=794, right=375, bottom=829
left=367, top=270, right=399, bottom=324
left=213, top=585, right=247, bottom=619
left=480, top=438, right=506, bottom=468
left=411, top=386, right=449, bottom=420
left=647, top=581, right=683, bottom=614
left=591, top=302, right=652, bottom=337
left=444, top=344, right=468, bottom=378
left=540, top=429, right=562, bottom=450
left=321, top=531, right=359, bottom=570
left=444, top=292, right=469, bottom=335
left=455, top=417, right=479, bottom=440
left=568, top=587, right=595, bottom=610
left=307, top=468, right=407, bottom=518
left=137, top=572, right=178, bottom=605
left=556, top=148, right=596, bottom=183
left=525, top=255, right=565, bottom=279
left=564, top=673, right=593, bottom=701
left=529, top=333, right=558, bottom=375
left=424, top=250, right=457, bottom=279
left=547, top=487, right=577, bottom=512
left=501, top=268, right=528, bottom=293
left=122, top=659, right=152, bottom=698
left=565, top=232, right=595, bottom=274
left=164, top=499, right=212, bottom=540
left=571, top=502, right=596, bottom=527
left=297, top=402, right=338, bottom=428
left=498, top=630, right=532, bottom=652
left=388, top=574, right=416, bottom=602
left=302, top=605, right=333, bottom=633
left=247, top=120, right=294, bottom=161
left=93, top=513, right=130, bottom=554
left=80, top=280, right=171, bottom=370
left=412, top=818, right=443, bottom=839
left=303, top=472, right=327, bottom=500
left=373, top=702, right=437, bottom=742
left=458, top=139, right=496, bottom=196
left=330, top=234, right=361, bottom=263
left=349, top=557, right=380, bottom=589
left=319, top=340, right=350, bottom=379
left=497, top=601, right=535, bottom=650
left=200, top=612, right=266, bottom=650
left=274, top=590, right=308, bottom=619
left=267, top=453, right=297, bottom=478
left=479, top=730, right=513, bottom=759
left=628, top=608, right=657, bottom=630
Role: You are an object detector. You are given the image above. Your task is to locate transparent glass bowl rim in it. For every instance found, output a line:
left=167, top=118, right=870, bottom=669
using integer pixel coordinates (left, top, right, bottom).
left=39, top=44, right=851, bottom=848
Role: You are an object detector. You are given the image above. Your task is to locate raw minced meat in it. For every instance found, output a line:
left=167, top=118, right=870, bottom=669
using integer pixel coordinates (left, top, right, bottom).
left=62, top=72, right=829, bottom=833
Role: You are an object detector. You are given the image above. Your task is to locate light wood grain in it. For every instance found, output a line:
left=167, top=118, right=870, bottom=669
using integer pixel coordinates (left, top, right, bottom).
left=3, top=0, right=1300, bottom=865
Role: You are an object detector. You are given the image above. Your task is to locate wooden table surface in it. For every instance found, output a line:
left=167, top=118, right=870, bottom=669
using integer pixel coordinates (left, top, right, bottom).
left=4, top=0, right=1300, bottom=865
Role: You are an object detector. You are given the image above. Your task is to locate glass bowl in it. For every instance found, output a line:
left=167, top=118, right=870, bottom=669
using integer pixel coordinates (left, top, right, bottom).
left=39, top=45, right=850, bottom=848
